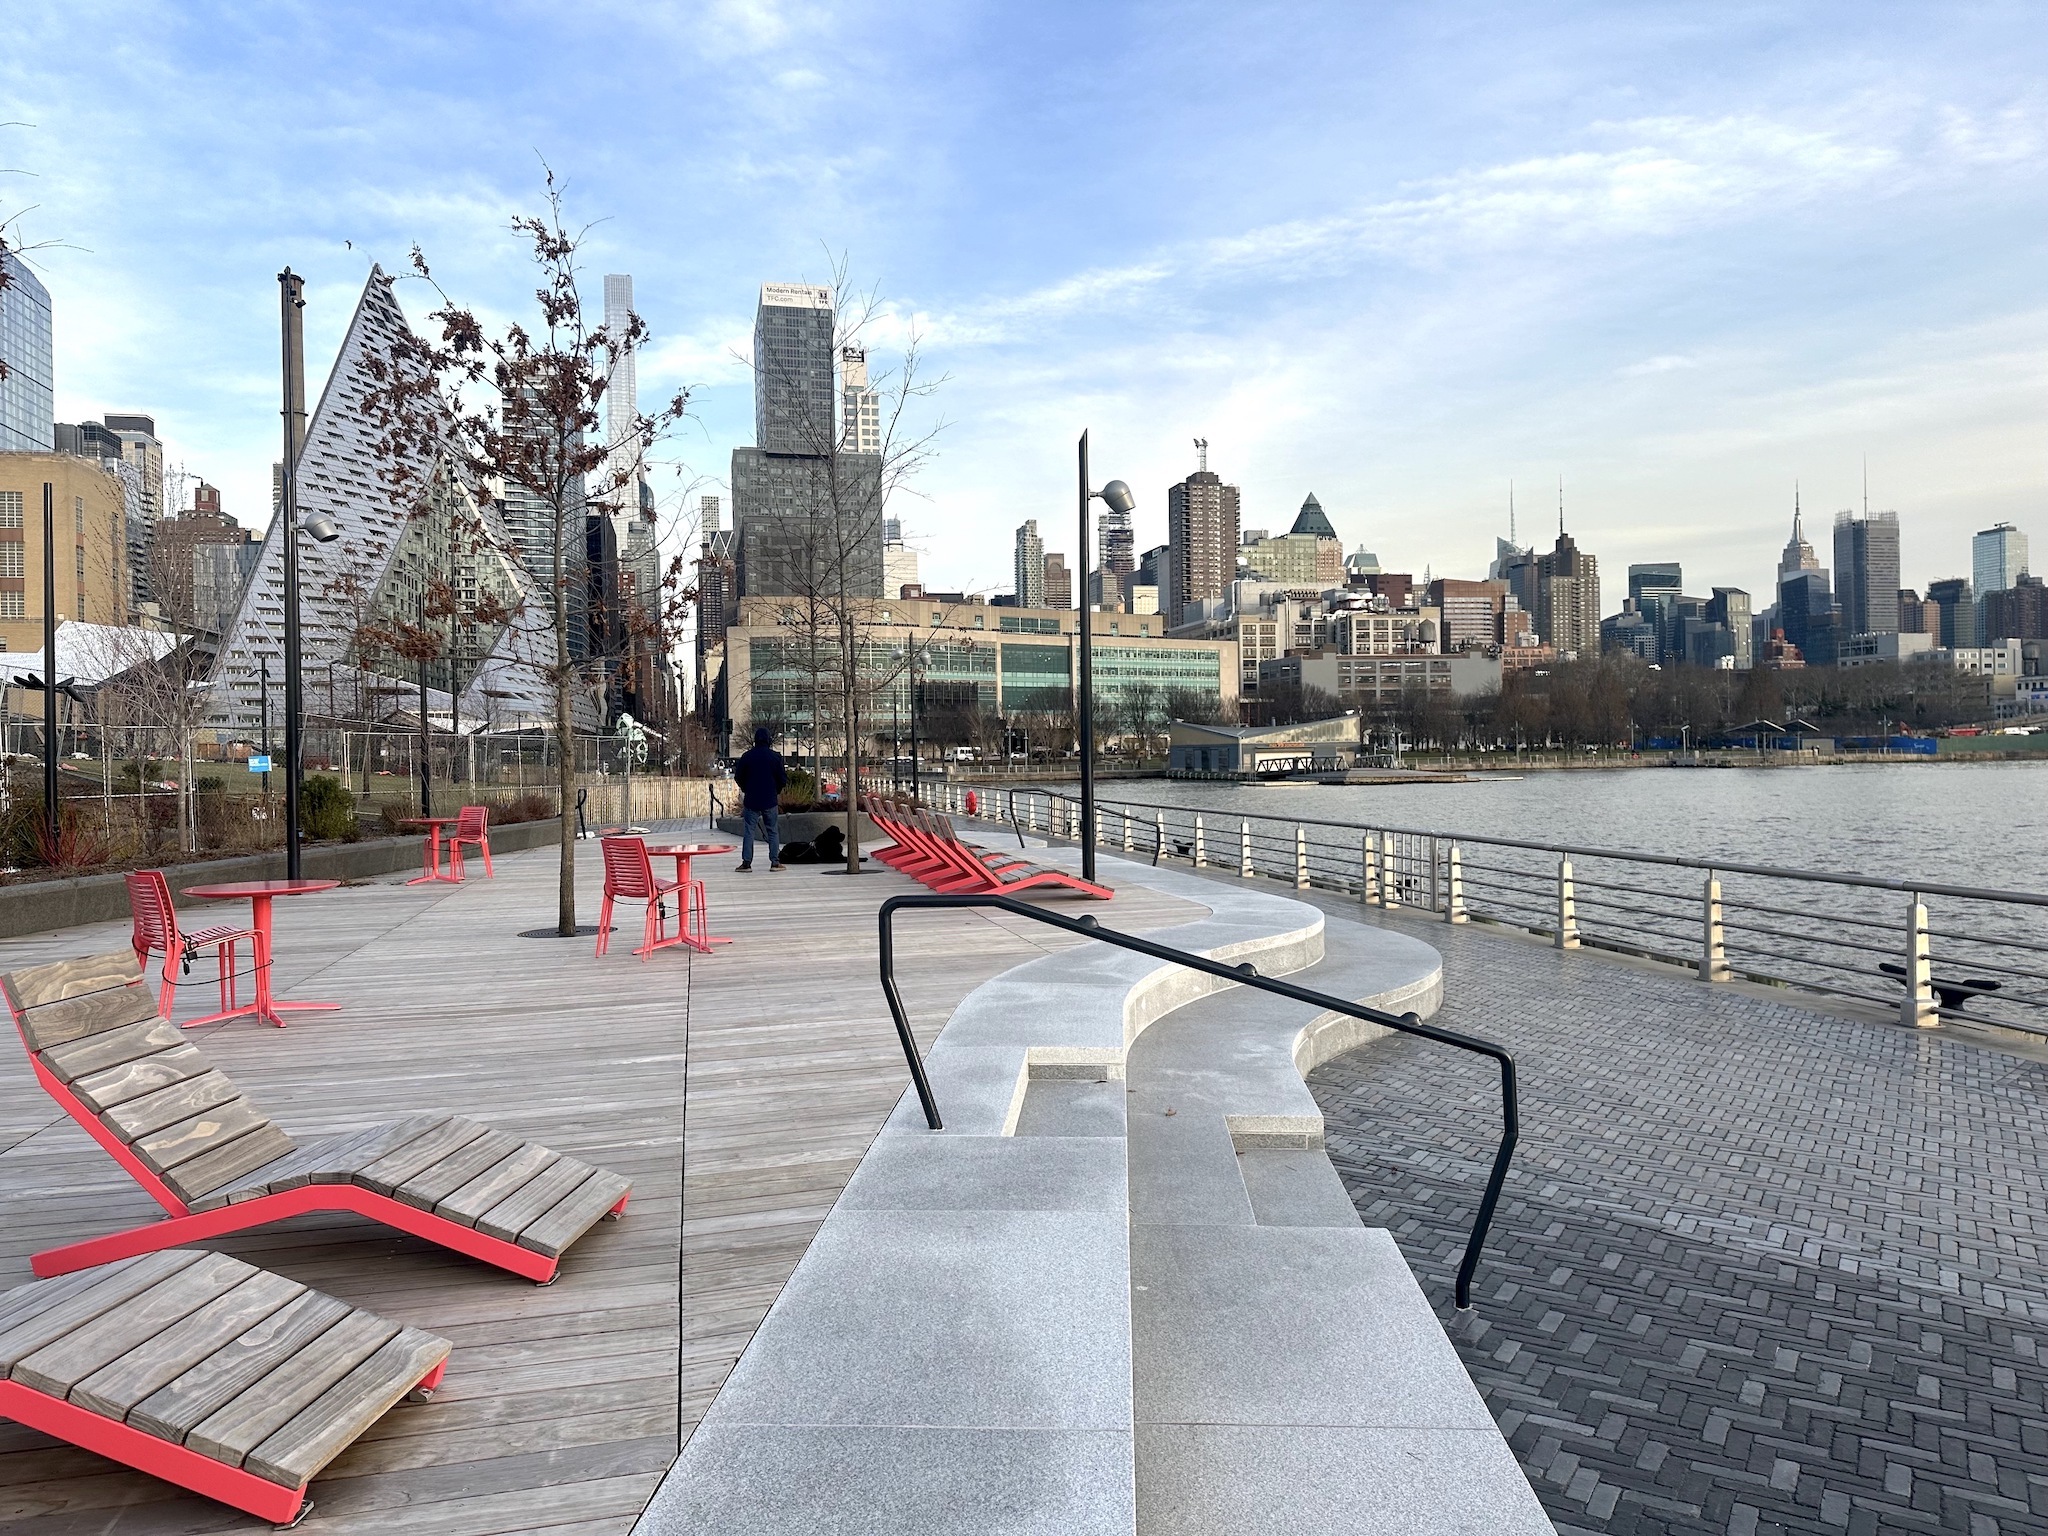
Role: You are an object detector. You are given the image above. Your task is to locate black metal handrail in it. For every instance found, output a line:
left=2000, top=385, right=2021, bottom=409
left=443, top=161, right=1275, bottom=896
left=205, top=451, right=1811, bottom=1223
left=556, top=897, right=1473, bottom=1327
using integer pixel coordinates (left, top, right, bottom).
left=876, top=892, right=1519, bottom=1309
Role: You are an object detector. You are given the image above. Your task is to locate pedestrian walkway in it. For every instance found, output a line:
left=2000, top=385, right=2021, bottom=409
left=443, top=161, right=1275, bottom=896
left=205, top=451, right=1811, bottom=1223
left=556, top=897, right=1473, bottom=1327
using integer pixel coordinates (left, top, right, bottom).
left=0, top=830, right=1203, bottom=1532
left=1295, top=891, right=2048, bottom=1536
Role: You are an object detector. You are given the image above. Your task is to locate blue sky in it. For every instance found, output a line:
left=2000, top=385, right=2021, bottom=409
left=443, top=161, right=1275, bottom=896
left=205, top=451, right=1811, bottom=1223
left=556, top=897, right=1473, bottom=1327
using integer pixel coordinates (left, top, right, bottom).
left=5, top=0, right=2043, bottom=603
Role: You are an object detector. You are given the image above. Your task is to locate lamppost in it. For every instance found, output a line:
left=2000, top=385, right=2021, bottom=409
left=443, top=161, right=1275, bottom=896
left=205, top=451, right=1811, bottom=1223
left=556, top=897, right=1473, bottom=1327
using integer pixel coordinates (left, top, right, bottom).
left=278, top=269, right=340, bottom=878
left=1076, top=431, right=1135, bottom=885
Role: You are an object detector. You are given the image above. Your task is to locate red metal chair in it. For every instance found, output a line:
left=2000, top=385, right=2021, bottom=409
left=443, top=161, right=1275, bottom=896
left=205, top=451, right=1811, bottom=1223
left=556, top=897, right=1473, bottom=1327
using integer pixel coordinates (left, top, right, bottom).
left=597, top=836, right=682, bottom=959
left=450, top=803, right=494, bottom=879
left=125, top=870, right=261, bottom=1026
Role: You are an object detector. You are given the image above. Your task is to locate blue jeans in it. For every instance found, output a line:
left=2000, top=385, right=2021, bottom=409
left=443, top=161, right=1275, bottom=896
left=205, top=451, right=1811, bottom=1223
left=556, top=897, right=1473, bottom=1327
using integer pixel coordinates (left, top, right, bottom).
left=742, top=806, right=780, bottom=866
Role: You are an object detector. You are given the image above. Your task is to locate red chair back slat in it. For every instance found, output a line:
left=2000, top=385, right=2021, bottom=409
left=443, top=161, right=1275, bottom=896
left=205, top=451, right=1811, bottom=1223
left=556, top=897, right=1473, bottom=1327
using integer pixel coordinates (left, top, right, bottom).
left=456, top=805, right=488, bottom=838
left=600, top=836, right=657, bottom=900
left=126, top=871, right=178, bottom=957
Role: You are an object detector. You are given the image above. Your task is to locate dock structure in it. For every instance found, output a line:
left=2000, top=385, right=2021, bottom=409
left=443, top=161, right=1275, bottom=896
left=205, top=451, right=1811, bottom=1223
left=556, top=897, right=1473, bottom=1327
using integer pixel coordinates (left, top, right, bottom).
left=9, top=811, right=2036, bottom=1534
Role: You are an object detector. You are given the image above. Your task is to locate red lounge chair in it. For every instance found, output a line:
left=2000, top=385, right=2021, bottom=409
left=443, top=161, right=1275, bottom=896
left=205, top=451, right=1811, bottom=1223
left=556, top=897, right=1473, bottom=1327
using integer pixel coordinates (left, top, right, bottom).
left=3, top=952, right=632, bottom=1286
left=871, top=798, right=1110, bottom=899
left=450, top=804, right=494, bottom=879
left=126, top=870, right=261, bottom=1028
left=597, top=836, right=682, bottom=959
left=0, top=1250, right=449, bottom=1525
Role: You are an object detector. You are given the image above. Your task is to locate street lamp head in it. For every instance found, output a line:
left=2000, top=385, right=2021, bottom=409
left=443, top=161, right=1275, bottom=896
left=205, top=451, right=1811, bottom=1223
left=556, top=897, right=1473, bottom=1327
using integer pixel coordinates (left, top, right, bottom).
left=299, top=513, right=340, bottom=543
left=1097, top=480, right=1136, bottom=515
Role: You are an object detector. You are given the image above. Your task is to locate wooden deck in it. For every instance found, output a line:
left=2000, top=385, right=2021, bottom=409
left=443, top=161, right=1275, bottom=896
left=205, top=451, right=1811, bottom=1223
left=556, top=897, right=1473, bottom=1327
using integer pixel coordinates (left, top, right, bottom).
left=0, top=832, right=1204, bottom=1532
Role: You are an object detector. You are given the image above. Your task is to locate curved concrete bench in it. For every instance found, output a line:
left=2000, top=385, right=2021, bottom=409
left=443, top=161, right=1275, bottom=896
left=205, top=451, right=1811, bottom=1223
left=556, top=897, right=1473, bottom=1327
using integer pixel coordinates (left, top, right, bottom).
left=644, top=851, right=1550, bottom=1535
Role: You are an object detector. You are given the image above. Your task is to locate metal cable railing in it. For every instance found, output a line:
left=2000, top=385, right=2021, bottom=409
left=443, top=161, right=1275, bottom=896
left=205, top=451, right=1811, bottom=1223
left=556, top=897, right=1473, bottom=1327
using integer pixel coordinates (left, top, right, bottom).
left=938, top=784, right=2048, bottom=1039
left=876, top=892, right=1518, bottom=1310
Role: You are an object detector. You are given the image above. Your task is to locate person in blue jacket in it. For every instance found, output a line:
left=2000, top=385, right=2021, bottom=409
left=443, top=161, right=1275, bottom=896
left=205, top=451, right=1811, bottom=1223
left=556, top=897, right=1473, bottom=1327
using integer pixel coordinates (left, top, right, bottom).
left=733, top=727, right=788, bottom=871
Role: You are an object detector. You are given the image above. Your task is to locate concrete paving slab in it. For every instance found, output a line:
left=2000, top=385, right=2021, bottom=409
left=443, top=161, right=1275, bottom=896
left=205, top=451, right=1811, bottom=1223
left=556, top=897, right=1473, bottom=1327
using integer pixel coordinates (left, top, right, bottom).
left=705, top=1207, right=1132, bottom=1432
left=1235, top=1146, right=1360, bottom=1227
left=649, top=1422, right=1134, bottom=1536
left=838, top=1134, right=1126, bottom=1213
left=1131, top=1223, right=1496, bottom=1430
left=1137, top=1423, right=1553, bottom=1535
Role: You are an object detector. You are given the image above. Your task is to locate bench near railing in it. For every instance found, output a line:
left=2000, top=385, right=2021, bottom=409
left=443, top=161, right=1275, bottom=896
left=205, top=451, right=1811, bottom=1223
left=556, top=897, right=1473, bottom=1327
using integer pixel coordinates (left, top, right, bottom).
left=876, top=892, right=1517, bottom=1310
left=937, top=784, right=2048, bottom=1040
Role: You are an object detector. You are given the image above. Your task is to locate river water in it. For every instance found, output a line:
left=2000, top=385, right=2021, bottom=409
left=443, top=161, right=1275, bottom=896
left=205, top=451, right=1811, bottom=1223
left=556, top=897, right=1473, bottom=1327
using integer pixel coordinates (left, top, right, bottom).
left=1081, top=761, right=2048, bottom=895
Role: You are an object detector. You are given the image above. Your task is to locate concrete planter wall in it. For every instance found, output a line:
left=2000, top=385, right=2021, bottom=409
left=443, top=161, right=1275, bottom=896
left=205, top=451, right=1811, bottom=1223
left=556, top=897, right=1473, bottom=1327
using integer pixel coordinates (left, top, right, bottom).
left=0, top=817, right=566, bottom=941
left=714, top=811, right=883, bottom=847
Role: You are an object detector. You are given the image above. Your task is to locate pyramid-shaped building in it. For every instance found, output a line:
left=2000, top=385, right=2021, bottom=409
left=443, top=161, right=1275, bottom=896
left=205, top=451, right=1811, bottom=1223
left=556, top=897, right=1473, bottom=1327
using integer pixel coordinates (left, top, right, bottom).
left=203, top=269, right=566, bottom=742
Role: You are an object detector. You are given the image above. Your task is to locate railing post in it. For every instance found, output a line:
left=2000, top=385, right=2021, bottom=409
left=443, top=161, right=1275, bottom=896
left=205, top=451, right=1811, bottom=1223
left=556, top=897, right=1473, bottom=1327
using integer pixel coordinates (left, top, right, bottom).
left=1193, top=815, right=1205, bottom=868
left=1700, top=871, right=1730, bottom=981
left=1382, top=834, right=1400, bottom=910
left=1240, top=821, right=1253, bottom=878
left=1155, top=812, right=1165, bottom=862
left=1429, top=835, right=1441, bottom=913
left=1360, top=832, right=1378, bottom=905
left=1295, top=826, right=1309, bottom=888
left=1901, top=894, right=1937, bottom=1027
left=1123, top=815, right=1133, bottom=853
left=1444, top=843, right=1467, bottom=923
left=1555, top=857, right=1579, bottom=949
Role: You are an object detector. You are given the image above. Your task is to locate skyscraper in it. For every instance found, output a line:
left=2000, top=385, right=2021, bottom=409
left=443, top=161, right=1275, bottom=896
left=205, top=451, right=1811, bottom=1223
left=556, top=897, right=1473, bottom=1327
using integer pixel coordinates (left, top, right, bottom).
left=601, top=274, right=640, bottom=524
left=1628, top=562, right=1683, bottom=661
left=840, top=346, right=880, bottom=454
left=0, top=248, right=53, bottom=451
left=1015, top=520, right=1045, bottom=607
left=1832, top=509, right=1900, bottom=636
left=733, top=283, right=882, bottom=598
left=883, top=516, right=919, bottom=599
left=1707, top=588, right=1753, bottom=669
left=1535, top=526, right=1600, bottom=658
left=1164, top=448, right=1239, bottom=627
left=1926, top=577, right=1976, bottom=649
left=1043, top=550, right=1072, bottom=610
left=1779, top=569, right=1838, bottom=665
left=1780, top=494, right=1822, bottom=575
left=1973, top=522, right=2029, bottom=600
left=754, top=283, right=836, bottom=454
left=1095, top=481, right=1135, bottom=610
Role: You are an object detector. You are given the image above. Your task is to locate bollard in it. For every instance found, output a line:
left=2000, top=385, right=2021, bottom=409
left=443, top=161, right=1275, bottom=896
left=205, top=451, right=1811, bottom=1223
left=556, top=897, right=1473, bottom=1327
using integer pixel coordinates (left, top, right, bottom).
left=1556, top=857, right=1580, bottom=949
left=1123, top=815, right=1134, bottom=853
left=1901, top=896, right=1937, bottom=1027
left=1361, top=831, right=1380, bottom=905
left=1700, top=872, right=1730, bottom=981
left=1194, top=816, right=1206, bottom=868
left=1295, top=826, right=1310, bottom=889
left=1444, top=844, right=1467, bottom=923
left=1240, top=821, right=1253, bottom=877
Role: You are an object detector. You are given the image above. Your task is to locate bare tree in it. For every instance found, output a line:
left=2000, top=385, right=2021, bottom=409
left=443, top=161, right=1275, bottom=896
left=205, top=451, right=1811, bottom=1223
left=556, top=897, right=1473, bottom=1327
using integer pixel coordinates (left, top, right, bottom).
left=364, top=169, right=690, bottom=934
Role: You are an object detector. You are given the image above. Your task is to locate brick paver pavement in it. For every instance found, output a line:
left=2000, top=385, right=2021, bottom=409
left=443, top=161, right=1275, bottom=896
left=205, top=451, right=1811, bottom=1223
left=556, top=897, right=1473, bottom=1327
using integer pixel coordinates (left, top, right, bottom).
left=1307, top=905, right=2048, bottom=1536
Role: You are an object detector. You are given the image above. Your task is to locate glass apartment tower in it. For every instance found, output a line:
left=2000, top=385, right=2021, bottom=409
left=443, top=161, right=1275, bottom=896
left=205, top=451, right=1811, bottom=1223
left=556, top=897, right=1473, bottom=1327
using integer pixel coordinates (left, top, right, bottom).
left=1833, top=509, right=1900, bottom=636
left=0, top=249, right=54, bottom=451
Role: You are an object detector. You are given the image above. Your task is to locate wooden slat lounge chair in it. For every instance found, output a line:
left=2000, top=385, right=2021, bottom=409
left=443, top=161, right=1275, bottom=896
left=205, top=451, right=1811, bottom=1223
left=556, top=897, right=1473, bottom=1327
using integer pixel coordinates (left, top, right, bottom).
left=865, top=796, right=1111, bottom=899
left=0, top=1248, right=448, bottom=1524
left=3, top=952, right=632, bottom=1285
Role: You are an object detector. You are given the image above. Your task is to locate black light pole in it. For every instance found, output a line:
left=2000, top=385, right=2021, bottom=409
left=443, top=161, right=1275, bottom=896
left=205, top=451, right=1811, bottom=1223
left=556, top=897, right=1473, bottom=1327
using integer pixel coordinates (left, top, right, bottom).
left=1076, top=430, right=1134, bottom=885
left=41, top=481, right=57, bottom=853
left=279, top=270, right=309, bottom=878
left=277, top=271, right=338, bottom=875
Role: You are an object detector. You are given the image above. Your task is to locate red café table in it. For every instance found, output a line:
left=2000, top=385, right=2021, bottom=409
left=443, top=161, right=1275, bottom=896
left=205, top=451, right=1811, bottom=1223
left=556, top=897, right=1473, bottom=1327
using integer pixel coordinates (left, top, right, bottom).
left=643, top=844, right=736, bottom=955
left=402, top=816, right=463, bottom=884
left=180, top=880, right=344, bottom=1029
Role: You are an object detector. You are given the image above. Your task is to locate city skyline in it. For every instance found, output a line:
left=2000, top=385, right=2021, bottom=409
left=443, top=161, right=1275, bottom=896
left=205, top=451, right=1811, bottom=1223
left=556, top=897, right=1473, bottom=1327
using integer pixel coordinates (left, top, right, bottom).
left=3, top=2, right=2041, bottom=608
